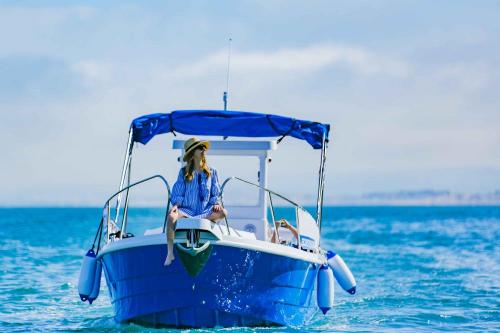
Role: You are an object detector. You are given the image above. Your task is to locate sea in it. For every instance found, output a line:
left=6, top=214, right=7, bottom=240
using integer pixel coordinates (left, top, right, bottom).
left=0, top=206, right=498, bottom=332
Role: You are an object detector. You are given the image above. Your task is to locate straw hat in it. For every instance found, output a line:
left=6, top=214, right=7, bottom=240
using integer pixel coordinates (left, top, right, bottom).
left=183, top=137, right=210, bottom=161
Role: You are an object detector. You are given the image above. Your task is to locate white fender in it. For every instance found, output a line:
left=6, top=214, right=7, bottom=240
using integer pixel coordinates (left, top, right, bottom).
left=316, top=265, right=334, bottom=314
left=88, top=259, right=102, bottom=304
left=78, top=249, right=97, bottom=302
left=327, top=251, right=356, bottom=294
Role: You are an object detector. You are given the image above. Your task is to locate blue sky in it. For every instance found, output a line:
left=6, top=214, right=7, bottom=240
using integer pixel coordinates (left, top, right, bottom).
left=0, top=1, right=499, bottom=205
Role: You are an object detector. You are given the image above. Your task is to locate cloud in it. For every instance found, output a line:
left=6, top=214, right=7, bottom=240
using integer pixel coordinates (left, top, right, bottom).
left=173, top=44, right=412, bottom=78
left=0, top=2, right=499, bottom=206
left=0, top=4, right=96, bottom=26
left=429, top=62, right=493, bottom=94
left=0, top=5, right=97, bottom=57
left=71, top=60, right=112, bottom=85
left=0, top=55, right=84, bottom=104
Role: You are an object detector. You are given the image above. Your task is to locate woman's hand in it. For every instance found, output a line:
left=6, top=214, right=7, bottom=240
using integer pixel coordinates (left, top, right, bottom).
left=213, top=204, right=222, bottom=213
left=170, top=205, right=178, bottom=214
left=275, top=218, right=290, bottom=229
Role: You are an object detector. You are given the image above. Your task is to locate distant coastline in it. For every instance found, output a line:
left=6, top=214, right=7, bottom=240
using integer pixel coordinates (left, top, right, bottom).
left=327, top=190, right=500, bottom=206
left=1, top=190, right=500, bottom=207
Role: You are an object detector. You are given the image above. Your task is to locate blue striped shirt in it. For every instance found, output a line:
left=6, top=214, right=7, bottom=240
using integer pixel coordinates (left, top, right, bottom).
left=170, top=167, right=221, bottom=218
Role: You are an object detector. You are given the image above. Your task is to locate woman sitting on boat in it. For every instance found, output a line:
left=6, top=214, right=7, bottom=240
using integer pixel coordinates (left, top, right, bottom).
left=164, top=137, right=227, bottom=266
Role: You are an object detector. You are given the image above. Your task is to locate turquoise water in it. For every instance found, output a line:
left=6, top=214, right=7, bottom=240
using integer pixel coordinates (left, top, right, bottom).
left=0, top=206, right=498, bottom=332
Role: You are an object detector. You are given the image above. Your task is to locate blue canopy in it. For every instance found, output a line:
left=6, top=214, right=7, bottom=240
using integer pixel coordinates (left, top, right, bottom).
left=131, top=110, right=330, bottom=149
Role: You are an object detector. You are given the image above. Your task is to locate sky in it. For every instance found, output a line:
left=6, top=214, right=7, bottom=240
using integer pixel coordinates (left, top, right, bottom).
left=0, top=0, right=499, bottom=206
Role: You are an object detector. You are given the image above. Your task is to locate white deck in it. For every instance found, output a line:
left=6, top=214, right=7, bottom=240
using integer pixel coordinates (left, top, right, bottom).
left=98, top=231, right=324, bottom=265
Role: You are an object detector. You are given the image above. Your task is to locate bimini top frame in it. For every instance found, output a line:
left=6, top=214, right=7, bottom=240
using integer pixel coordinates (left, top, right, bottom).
left=115, top=110, right=330, bottom=230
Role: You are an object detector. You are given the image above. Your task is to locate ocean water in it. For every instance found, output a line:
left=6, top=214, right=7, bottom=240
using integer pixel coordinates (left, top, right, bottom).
left=0, top=206, right=498, bottom=332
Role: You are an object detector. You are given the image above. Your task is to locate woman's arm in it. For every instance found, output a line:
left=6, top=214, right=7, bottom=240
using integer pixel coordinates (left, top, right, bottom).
left=285, top=222, right=299, bottom=241
left=272, top=219, right=299, bottom=244
left=170, top=168, right=186, bottom=206
left=208, top=168, right=220, bottom=205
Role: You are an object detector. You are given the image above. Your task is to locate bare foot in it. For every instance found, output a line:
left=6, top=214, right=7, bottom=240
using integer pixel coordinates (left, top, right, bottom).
left=164, top=255, right=175, bottom=266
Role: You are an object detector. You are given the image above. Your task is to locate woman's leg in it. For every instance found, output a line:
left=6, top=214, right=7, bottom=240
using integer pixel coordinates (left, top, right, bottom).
left=164, top=210, right=179, bottom=266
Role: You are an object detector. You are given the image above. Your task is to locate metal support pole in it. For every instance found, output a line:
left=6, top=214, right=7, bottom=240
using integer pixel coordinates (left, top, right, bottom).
left=104, top=203, right=110, bottom=241
left=114, top=129, right=133, bottom=225
left=318, top=138, right=327, bottom=234
left=268, top=192, right=279, bottom=243
left=321, top=137, right=328, bottom=230
left=295, top=206, right=301, bottom=250
left=120, top=153, right=133, bottom=238
left=316, top=134, right=327, bottom=229
left=219, top=187, right=231, bottom=235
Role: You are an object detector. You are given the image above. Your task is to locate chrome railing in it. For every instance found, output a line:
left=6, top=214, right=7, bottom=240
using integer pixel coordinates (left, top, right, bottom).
left=103, top=175, right=171, bottom=241
left=219, top=177, right=306, bottom=250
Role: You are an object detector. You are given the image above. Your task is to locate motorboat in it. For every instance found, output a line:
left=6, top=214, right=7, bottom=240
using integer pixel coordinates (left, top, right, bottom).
left=78, top=110, right=356, bottom=328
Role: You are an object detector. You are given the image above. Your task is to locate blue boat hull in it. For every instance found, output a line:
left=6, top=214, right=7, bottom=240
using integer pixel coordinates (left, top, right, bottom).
left=101, top=242, right=320, bottom=327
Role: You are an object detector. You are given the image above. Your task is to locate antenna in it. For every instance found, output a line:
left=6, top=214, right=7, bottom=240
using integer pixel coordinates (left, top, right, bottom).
left=223, top=38, right=232, bottom=111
